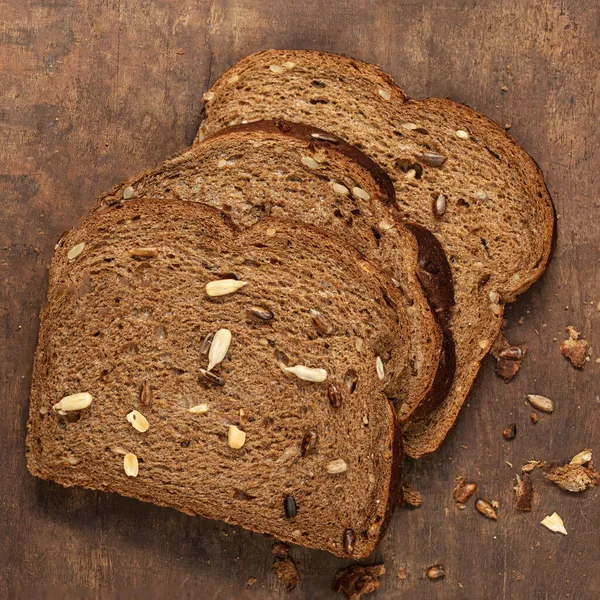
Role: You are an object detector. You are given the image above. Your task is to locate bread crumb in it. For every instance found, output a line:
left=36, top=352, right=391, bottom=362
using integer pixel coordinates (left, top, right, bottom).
left=397, top=567, right=406, bottom=580
left=402, top=483, right=422, bottom=508
left=272, top=555, right=299, bottom=591
left=546, top=464, right=600, bottom=492
left=333, top=564, right=385, bottom=599
left=560, top=326, right=588, bottom=368
left=514, top=472, right=534, bottom=511
left=245, top=576, right=257, bottom=587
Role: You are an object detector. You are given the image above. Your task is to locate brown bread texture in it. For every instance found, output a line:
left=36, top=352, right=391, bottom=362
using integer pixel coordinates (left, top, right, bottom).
left=95, top=120, right=455, bottom=424
left=27, top=199, right=409, bottom=558
left=195, top=50, right=555, bottom=456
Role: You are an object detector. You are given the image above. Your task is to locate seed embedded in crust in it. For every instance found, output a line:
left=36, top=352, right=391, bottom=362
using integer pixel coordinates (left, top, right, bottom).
left=433, top=194, right=447, bottom=217
left=378, top=88, right=391, bottom=100
left=283, top=61, right=296, bottom=69
left=188, top=404, right=209, bottom=414
left=331, top=182, right=350, bottom=195
left=53, top=392, right=93, bottom=412
left=344, top=369, right=358, bottom=393
left=127, top=409, right=149, bottom=433
left=311, top=132, right=339, bottom=143
left=199, top=368, right=225, bottom=386
left=402, top=122, right=418, bottom=130
left=246, top=305, right=274, bottom=320
left=228, top=425, right=246, bottom=449
left=207, top=328, right=232, bottom=371
left=200, top=332, right=214, bottom=355
left=417, top=151, right=447, bottom=167
left=140, top=377, right=153, bottom=406
left=284, top=495, right=297, bottom=518
left=376, top=356, right=385, bottom=380
left=67, top=242, right=85, bottom=260
left=527, top=394, right=554, bottom=413
left=328, top=383, right=343, bottom=408
left=228, top=74, right=240, bottom=84
left=326, top=459, right=348, bottom=474
left=282, top=364, right=327, bottom=382
left=269, top=64, right=284, bottom=74
left=343, top=528, right=356, bottom=553
left=455, top=129, right=470, bottom=139
left=301, top=155, right=319, bottom=169
left=217, top=159, right=227, bottom=168
left=301, top=431, right=318, bottom=457
left=202, top=91, right=215, bottom=101
left=123, top=453, right=139, bottom=477
left=129, top=247, right=159, bottom=259
left=205, top=279, right=247, bottom=297
left=352, top=186, right=370, bottom=201
left=309, top=309, right=333, bottom=335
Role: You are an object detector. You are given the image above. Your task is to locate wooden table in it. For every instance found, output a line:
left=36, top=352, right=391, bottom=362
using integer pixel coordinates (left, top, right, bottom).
left=1, top=1, right=598, bottom=598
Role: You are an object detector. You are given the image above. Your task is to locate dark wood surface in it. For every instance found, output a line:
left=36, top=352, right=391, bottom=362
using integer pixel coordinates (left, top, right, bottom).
left=1, top=1, right=598, bottom=598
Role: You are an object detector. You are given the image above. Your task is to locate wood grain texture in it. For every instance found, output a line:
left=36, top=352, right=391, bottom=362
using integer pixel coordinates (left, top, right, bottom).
left=0, top=1, right=598, bottom=598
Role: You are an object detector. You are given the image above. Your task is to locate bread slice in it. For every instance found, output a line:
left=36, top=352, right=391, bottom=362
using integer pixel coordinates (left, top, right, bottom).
left=194, top=50, right=555, bottom=457
left=95, top=120, right=455, bottom=423
left=27, top=198, right=409, bottom=558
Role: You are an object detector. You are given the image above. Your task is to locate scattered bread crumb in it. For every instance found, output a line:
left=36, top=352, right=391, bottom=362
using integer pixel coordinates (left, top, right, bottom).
left=546, top=464, right=600, bottom=492
left=402, top=483, right=422, bottom=508
left=560, top=326, right=588, bottom=368
left=514, top=472, right=534, bottom=511
left=333, top=564, right=385, bottom=599
left=272, top=555, right=299, bottom=591
left=540, top=512, right=567, bottom=535
left=397, top=567, right=406, bottom=580
left=246, top=576, right=257, bottom=587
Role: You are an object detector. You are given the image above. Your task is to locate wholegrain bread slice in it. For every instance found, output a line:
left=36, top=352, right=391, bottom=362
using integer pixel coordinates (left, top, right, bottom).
left=195, top=50, right=555, bottom=456
left=95, top=120, right=455, bottom=423
left=27, top=199, right=411, bottom=558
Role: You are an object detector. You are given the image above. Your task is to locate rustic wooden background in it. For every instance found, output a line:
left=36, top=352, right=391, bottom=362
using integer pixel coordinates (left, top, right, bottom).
left=1, top=1, right=598, bottom=598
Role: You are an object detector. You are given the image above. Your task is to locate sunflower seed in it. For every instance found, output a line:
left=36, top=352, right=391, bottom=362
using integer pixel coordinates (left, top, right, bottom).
left=202, top=91, right=215, bottom=101
left=129, top=247, right=159, bottom=259
left=122, top=186, right=135, bottom=199
left=498, top=346, right=523, bottom=360
left=140, top=377, right=153, bottom=406
left=284, top=495, right=297, bottom=518
left=52, top=392, right=92, bottom=412
left=376, top=356, right=385, bottom=380
left=343, top=528, right=356, bottom=553
left=402, top=122, right=418, bottom=130
left=246, top=305, right=274, bottom=320
left=455, top=129, right=470, bottom=139
left=126, top=409, right=149, bottom=432
left=331, top=182, right=350, bottom=195
left=352, top=186, right=370, bottom=201
left=327, top=383, right=343, bottom=408
left=527, top=394, right=554, bottom=413
left=67, top=243, right=85, bottom=260
left=311, top=132, right=339, bottom=143
left=344, top=369, right=358, bottom=393
left=433, top=194, right=446, bottom=217
left=283, top=61, right=296, bottom=69
left=301, top=156, right=319, bottom=169
left=188, top=404, right=209, bottom=414
left=570, top=450, right=592, bottom=465
left=417, top=151, right=447, bottom=167
left=301, top=431, right=318, bottom=457
left=269, top=64, right=284, bottom=74
left=282, top=365, right=327, bottom=382
left=277, top=445, right=301, bottom=463
left=228, top=425, right=246, bottom=449
left=475, top=499, right=498, bottom=520
left=123, top=453, right=139, bottom=477
left=378, top=89, right=391, bottom=100
left=326, top=459, right=348, bottom=474
left=207, top=329, right=232, bottom=371
left=540, top=512, right=567, bottom=535
left=309, top=309, right=333, bottom=335
left=205, top=279, right=247, bottom=297
left=199, top=368, right=225, bottom=386
left=200, top=332, right=214, bottom=355
left=426, top=565, right=445, bottom=580
left=217, top=158, right=227, bottom=168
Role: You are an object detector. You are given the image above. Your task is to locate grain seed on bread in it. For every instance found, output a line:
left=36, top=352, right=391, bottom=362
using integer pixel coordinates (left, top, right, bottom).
left=67, top=242, right=85, bottom=260
left=206, top=279, right=248, bottom=297
left=126, top=409, right=149, bottom=432
left=282, top=364, right=327, bottom=383
left=123, top=453, right=139, bottom=477
left=207, top=328, right=232, bottom=370
left=53, top=392, right=92, bottom=412
left=228, top=425, right=246, bottom=449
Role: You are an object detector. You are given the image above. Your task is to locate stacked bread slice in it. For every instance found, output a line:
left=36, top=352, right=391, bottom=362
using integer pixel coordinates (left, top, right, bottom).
left=27, top=50, right=554, bottom=558
left=194, top=50, right=555, bottom=457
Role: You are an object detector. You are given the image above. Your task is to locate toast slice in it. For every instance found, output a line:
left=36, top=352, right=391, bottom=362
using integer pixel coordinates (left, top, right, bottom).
left=194, top=50, right=555, bottom=457
left=95, top=120, right=455, bottom=424
left=27, top=199, right=409, bottom=558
